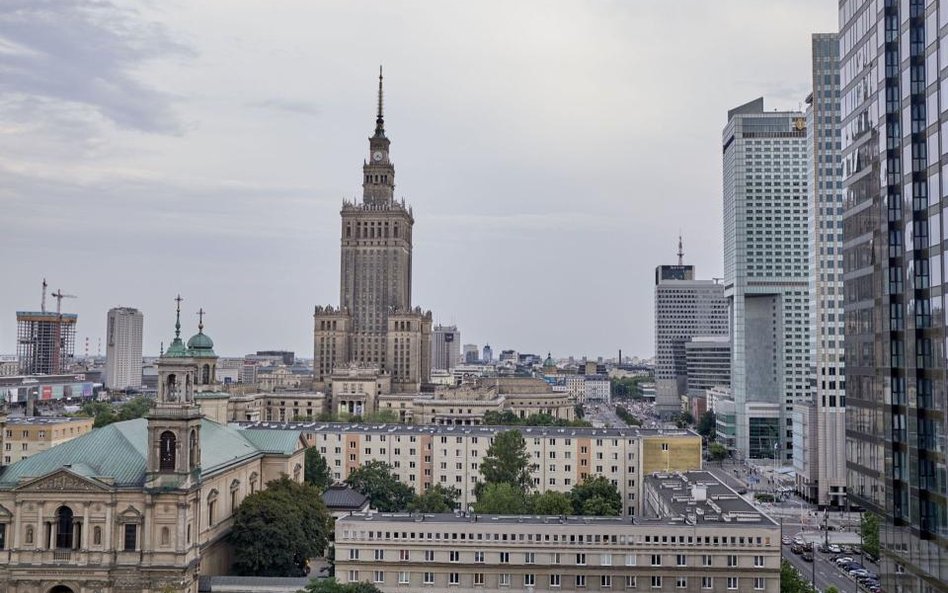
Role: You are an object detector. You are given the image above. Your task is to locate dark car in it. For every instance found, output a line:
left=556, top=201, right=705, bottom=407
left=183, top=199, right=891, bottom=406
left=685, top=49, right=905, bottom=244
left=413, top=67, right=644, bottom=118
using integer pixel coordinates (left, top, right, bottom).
left=802, top=552, right=814, bottom=562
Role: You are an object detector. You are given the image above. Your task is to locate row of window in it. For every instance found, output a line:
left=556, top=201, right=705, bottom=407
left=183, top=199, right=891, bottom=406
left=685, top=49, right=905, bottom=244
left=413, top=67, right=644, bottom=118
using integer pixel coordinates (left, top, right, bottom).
left=350, top=549, right=768, bottom=567
left=346, top=570, right=763, bottom=590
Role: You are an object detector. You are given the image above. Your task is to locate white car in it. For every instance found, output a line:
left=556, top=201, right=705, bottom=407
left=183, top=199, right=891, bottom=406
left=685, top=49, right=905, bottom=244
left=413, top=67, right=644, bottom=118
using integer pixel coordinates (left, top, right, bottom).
left=828, top=544, right=842, bottom=553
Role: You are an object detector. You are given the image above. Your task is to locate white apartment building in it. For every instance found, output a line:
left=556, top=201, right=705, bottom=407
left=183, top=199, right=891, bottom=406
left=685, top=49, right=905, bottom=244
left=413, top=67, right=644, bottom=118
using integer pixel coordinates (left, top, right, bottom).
left=722, top=98, right=810, bottom=461
left=335, top=471, right=780, bottom=593
left=240, top=423, right=702, bottom=516
left=103, top=306, right=143, bottom=391
left=584, top=375, right=611, bottom=404
left=654, top=264, right=728, bottom=420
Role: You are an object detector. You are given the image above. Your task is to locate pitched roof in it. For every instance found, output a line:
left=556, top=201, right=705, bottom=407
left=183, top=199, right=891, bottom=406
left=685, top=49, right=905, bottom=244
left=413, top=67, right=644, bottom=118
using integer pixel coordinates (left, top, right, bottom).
left=0, top=417, right=302, bottom=489
left=321, top=483, right=369, bottom=510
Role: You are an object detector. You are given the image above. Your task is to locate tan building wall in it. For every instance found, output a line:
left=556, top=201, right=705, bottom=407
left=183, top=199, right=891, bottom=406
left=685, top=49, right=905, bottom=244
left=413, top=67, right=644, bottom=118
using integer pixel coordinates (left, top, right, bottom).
left=335, top=513, right=780, bottom=593
left=1, top=416, right=94, bottom=465
left=640, top=434, right=702, bottom=475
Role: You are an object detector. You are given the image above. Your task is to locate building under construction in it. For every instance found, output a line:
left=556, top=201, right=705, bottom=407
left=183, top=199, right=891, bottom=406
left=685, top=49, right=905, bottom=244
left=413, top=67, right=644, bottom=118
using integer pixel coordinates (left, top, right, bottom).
left=16, top=311, right=77, bottom=375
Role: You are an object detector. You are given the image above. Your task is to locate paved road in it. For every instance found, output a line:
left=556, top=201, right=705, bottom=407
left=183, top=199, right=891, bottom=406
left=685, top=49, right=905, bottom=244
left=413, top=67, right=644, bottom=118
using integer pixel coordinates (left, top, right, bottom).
left=782, top=543, right=878, bottom=593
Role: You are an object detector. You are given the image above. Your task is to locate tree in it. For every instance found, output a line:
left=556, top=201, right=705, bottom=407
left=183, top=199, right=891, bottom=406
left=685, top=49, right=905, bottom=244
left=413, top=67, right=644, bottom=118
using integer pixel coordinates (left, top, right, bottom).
left=530, top=491, right=573, bottom=515
left=477, top=430, right=533, bottom=497
left=79, top=397, right=152, bottom=428
left=363, top=409, right=401, bottom=423
left=473, top=482, right=529, bottom=514
left=117, top=396, right=153, bottom=421
left=708, top=442, right=728, bottom=462
left=570, top=475, right=621, bottom=516
left=696, top=411, right=716, bottom=440
left=409, top=484, right=459, bottom=513
left=780, top=560, right=815, bottom=593
left=345, top=460, right=415, bottom=512
left=860, top=512, right=880, bottom=558
left=675, top=411, right=694, bottom=428
left=304, top=448, right=333, bottom=491
left=482, top=410, right=521, bottom=425
left=298, top=578, right=383, bottom=593
left=231, top=477, right=331, bottom=576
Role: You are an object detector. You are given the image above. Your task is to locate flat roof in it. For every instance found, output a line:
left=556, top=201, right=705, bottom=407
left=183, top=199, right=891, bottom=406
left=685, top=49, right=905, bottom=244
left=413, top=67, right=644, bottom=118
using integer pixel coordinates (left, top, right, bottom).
left=237, top=421, right=698, bottom=439
left=644, top=470, right=776, bottom=526
left=338, top=511, right=636, bottom=526
left=5, top=416, right=92, bottom=425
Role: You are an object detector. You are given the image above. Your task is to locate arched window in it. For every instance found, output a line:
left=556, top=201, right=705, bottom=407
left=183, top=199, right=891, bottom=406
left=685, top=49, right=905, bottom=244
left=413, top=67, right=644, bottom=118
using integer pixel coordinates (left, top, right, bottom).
left=166, top=373, right=177, bottom=401
left=202, top=364, right=210, bottom=384
left=160, top=526, right=170, bottom=546
left=207, top=490, right=219, bottom=526
left=93, top=526, right=101, bottom=545
left=230, top=480, right=240, bottom=513
left=25, top=526, right=33, bottom=545
left=293, top=463, right=302, bottom=482
left=159, top=431, right=176, bottom=471
left=189, top=429, right=199, bottom=468
left=55, top=506, right=74, bottom=549
left=249, top=472, right=259, bottom=494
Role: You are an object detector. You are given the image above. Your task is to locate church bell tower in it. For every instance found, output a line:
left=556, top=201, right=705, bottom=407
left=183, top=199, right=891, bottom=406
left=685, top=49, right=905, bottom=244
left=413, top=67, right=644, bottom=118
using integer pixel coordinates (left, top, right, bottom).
left=146, top=295, right=203, bottom=490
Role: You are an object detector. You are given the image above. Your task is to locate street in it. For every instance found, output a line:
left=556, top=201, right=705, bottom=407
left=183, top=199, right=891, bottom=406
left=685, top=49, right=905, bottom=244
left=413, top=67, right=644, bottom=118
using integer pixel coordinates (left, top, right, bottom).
left=782, top=541, right=877, bottom=593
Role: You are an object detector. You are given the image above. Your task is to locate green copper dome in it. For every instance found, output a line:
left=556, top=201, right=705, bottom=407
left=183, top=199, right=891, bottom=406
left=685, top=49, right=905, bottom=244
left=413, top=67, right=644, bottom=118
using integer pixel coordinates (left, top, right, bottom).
left=187, top=330, right=216, bottom=356
left=164, top=337, right=189, bottom=357
left=543, top=352, right=555, bottom=368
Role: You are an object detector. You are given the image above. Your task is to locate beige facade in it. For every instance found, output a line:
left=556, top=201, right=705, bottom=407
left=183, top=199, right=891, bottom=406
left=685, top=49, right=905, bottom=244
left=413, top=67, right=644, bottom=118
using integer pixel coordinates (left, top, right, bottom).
left=334, top=488, right=779, bottom=593
left=243, top=423, right=701, bottom=516
left=1, top=416, right=94, bottom=465
left=197, top=391, right=327, bottom=424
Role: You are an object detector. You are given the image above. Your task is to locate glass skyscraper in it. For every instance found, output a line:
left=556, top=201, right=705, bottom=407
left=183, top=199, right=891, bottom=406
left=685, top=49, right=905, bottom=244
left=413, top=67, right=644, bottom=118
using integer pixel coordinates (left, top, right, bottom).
left=840, top=1, right=947, bottom=591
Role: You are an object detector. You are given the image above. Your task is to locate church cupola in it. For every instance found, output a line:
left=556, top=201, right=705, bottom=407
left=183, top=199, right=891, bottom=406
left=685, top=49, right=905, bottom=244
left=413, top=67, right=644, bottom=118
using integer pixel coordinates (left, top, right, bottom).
left=187, top=308, right=218, bottom=387
left=147, top=295, right=203, bottom=490
left=363, top=66, right=395, bottom=206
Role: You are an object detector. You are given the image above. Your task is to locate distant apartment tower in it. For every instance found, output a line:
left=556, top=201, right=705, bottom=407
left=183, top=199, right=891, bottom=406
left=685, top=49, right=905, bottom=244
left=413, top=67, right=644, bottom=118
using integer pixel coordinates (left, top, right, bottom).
left=722, top=97, right=809, bottom=461
left=794, top=33, right=846, bottom=509
left=482, top=344, right=492, bottom=363
left=16, top=311, right=77, bottom=375
left=430, top=325, right=460, bottom=371
left=841, top=1, right=948, bottom=591
left=256, top=350, right=294, bottom=365
left=684, top=336, right=731, bottom=397
left=653, top=254, right=728, bottom=420
left=104, top=307, right=144, bottom=390
left=462, top=344, right=479, bottom=364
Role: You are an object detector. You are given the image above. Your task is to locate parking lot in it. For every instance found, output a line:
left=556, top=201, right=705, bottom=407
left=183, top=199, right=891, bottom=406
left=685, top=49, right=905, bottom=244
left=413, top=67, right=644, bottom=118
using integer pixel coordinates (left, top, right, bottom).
left=782, top=535, right=881, bottom=593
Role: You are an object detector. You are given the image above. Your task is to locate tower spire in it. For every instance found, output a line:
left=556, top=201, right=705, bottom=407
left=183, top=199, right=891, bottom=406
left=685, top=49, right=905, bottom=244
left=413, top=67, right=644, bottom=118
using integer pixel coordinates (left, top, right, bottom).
left=375, top=65, right=385, bottom=136
left=197, top=307, right=205, bottom=333
left=174, top=294, right=183, bottom=339
left=677, top=234, right=684, bottom=266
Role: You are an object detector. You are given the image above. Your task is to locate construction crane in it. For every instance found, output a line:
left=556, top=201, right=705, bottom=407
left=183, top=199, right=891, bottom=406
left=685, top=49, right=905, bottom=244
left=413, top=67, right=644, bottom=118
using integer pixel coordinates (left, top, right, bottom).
left=50, top=289, right=77, bottom=314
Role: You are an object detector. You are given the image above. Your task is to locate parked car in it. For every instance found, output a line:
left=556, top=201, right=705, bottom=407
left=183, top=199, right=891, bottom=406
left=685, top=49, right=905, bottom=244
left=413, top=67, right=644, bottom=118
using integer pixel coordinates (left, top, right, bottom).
left=835, top=557, right=854, bottom=566
left=802, top=552, right=814, bottom=562
left=850, top=569, right=870, bottom=578
left=828, top=544, right=842, bottom=553
left=782, top=536, right=793, bottom=545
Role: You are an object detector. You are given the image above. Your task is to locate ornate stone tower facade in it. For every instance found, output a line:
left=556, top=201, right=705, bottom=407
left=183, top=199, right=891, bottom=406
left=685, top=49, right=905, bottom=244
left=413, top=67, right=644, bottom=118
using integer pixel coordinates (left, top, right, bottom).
left=147, top=296, right=202, bottom=490
left=315, top=69, right=433, bottom=402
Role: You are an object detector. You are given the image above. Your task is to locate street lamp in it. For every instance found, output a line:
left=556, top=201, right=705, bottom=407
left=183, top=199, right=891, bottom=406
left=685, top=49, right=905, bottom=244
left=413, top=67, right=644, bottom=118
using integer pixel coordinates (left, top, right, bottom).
left=773, top=441, right=779, bottom=503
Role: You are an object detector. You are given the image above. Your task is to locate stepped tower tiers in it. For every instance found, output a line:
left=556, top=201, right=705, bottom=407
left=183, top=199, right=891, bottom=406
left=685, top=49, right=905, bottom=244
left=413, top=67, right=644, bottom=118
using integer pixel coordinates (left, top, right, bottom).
left=315, top=69, right=433, bottom=400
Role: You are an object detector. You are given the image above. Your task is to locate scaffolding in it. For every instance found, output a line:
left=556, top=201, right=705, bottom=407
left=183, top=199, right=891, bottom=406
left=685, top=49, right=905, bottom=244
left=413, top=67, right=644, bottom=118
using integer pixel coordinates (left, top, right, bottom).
left=16, top=311, right=77, bottom=375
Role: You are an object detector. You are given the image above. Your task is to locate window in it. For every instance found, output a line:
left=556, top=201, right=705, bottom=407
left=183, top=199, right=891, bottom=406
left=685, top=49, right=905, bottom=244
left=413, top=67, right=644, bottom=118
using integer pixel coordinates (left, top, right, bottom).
left=348, top=570, right=358, bottom=583
left=424, top=572, right=435, bottom=585
left=349, top=548, right=360, bottom=560
left=754, top=555, right=764, bottom=567
left=651, top=554, right=662, bottom=566
left=55, top=506, right=74, bottom=549
left=450, top=550, right=460, bottom=562
left=755, top=578, right=765, bottom=590
left=474, top=550, right=484, bottom=563
left=626, top=576, right=637, bottom=589
left=159, top=431, right=176, bottom=471
left=123, top=524, right=137, bottom=551
left=677, top=577, right=687, bottom=589
left=727, top=555, right=738, bottom=567
left=0, top=524, right=5, bottom=550
left=500, top=574, right=511, bottom=587
left=524, top=574, right=536, bottom=587
left=651, top=576, right=663, bottom=589
left=449, top=572, right=460, bottom=585
left=399, top=571, right=409, bottom=584
left=400, top=549, right=410, bottom=561
left=602, top=575, right=613, bottom=588
left=676, top=554, right=686, bottom=566
left=525, top=551, right=535, bottom=563
left=702, top=554, right=712, bottom=567
left=702, top=578, right=713, bottom=590
left=552, top=552, right=561, bottom=564
left=499, top=551, right=509, bottom=563
left=374, top=571, right=384, bottom=584
left=576, top=575, right=587, bottom=588
left=550, top=574, right=561, bottom=588
left=474, top=573, right=485, bottom=586
left=375, top=549, right=385, bottom=561
left=425, top=549, right=435, bottom=562
left=602, top=553, right=612, bottom=566
left=728, top=578, right=739, bottom=590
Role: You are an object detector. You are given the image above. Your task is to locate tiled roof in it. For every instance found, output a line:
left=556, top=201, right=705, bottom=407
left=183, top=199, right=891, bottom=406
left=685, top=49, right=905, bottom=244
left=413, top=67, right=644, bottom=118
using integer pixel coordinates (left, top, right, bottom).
left=322, top=483, right=369, bottom=510
left=0, top=418, right=302, bottom=489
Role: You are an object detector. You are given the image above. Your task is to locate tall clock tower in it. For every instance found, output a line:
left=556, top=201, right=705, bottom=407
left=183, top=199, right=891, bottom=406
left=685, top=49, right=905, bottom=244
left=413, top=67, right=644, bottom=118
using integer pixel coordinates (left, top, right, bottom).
left=363, top=67, right=395, bottom=206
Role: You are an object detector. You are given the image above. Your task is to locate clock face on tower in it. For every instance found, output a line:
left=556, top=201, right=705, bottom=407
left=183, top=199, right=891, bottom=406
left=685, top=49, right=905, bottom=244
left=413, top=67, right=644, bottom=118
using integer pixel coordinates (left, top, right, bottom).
left=373, top=151, right=383, bottom=162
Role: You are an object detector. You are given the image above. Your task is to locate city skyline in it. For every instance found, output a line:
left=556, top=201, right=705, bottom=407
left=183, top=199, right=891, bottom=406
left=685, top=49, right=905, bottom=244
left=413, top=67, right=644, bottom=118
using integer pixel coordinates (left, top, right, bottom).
left=0, top=1, right=835, bottom=358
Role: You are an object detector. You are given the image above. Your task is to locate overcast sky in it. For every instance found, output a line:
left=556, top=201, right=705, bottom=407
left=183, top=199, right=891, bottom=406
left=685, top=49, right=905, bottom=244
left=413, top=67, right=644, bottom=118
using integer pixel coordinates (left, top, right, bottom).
left=1, top=0, right=836, bottom=360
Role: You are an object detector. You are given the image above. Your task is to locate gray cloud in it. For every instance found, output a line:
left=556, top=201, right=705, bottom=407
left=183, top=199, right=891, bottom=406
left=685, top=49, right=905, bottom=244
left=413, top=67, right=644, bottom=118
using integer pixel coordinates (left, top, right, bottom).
left=0, top=0, right=193, bottom=134
left=248, top=98, right=320, bottom=117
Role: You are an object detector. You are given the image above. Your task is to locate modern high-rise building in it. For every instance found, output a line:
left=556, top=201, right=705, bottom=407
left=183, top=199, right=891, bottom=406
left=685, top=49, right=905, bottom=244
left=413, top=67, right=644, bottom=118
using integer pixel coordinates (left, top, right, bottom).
left=16, top=311, right=77, bottom=375
left=653, top=242, right=729, bottom=420
left=482, top=344, right=493, bottom=364
left=840, top=1, right=948, bottom=590
left=684, top=336, right=731, bottom=397
left=794, top=33, right=847, bottom=509
left=430, top=325, right=460, bottom=371
left=722, top=98, right=809, bottom=461
left=313, top=70, right=433, bottom=396
left=104, top=307, right=144, bottom=391
left=462, top=343, right=479, bottom=364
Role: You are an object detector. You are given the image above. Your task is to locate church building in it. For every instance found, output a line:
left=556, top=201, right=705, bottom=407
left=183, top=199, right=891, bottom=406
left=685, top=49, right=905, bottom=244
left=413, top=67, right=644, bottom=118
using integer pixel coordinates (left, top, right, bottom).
left=314, top=69, right=433, bottom=405
left=0, top=298, right=307, bottom=593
